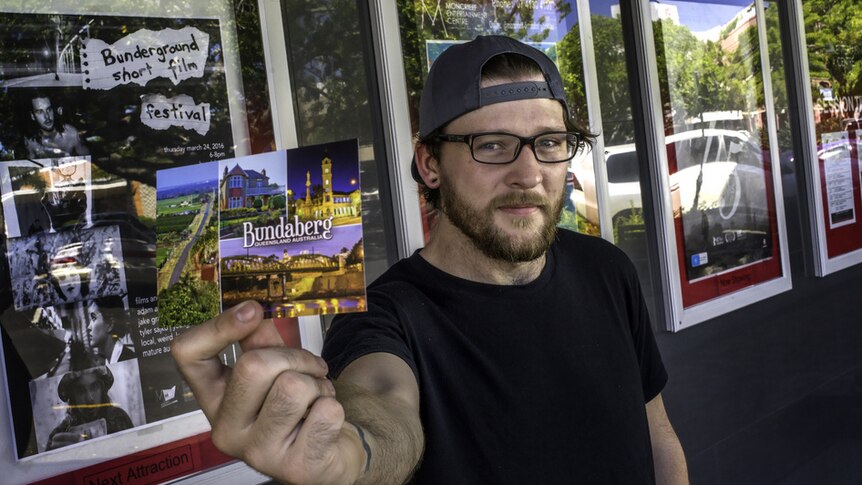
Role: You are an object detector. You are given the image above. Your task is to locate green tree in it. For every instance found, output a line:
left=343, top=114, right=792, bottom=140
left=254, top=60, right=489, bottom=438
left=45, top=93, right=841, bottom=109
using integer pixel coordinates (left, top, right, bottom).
left=271, top=194, right=286, bottom=210
left=803, top=0, right=862, bottom=100
left=158, top=273, right=218, bottom=328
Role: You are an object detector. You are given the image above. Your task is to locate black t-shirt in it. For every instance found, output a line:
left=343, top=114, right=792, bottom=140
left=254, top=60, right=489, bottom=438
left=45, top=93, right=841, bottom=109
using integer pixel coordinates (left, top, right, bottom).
left=323, top=230, right=667, bottom=484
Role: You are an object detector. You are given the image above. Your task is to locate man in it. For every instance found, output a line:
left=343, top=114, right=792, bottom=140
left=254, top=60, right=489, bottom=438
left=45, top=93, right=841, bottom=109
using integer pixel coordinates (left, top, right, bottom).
left=24, top=94, right=90, bottom=159
left=46, top=365, right=133, bottom=450
left=172, top=35, right=688, bottom=483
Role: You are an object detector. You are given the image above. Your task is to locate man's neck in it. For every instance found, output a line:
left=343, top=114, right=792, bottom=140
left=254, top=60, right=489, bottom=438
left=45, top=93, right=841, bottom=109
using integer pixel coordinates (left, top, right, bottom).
left=419, top=216, right=547, bottom=286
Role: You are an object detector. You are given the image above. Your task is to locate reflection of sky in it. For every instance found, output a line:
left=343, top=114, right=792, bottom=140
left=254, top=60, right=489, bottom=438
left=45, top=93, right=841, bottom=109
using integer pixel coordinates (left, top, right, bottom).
left=287, top=139, right=359, bottom=196
left=588, top=0, right=750, bottom=32
left=157, top=161, right=218, bottom=190
left=220, top=223, right=362, bottom=258
left=219, top=151, right=288, bottom=187
left=660, top=0, right=749, bottom=31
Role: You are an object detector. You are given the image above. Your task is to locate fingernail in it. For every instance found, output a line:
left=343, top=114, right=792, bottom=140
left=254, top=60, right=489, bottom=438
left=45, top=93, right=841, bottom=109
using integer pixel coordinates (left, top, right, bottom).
left=318, top=357, right=329, bottom=372
left=324, top=379, right=336, bottom=396
left=236, top=302, right=255, bottom=323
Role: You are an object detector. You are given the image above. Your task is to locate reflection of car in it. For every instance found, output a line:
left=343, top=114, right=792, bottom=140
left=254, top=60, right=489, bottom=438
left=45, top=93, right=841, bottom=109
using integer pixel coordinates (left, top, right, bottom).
left=571, top=128, right=773, bottom=279
left=840, top=118, right=861, bottom=131
left=572, top=129, right=765, bottom=225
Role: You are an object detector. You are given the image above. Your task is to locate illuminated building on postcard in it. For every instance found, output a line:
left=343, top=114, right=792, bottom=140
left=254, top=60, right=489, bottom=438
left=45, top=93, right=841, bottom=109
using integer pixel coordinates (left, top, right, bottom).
left=291, top=153, right=360, bottom=222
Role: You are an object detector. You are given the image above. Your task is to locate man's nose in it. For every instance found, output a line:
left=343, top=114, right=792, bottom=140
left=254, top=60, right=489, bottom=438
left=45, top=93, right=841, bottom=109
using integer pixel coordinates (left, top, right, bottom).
left=503, top=143, right=543, bottom=189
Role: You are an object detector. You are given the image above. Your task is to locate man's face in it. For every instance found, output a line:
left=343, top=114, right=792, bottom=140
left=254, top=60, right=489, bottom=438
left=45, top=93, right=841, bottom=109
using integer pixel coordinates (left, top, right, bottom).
left=435, top=83, right=569, bottom=262
left=31, top=97, right=55, bottom=132
left=69, top=373, right=105, bottom=420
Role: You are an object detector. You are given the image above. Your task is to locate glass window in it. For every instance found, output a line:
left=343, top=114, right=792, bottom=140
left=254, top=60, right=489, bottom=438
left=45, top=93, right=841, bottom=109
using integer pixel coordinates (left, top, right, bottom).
left=652, top=0, right=784, bottom=308
left=396, top=0, right=599, bottom=236
left=801, top=0, right=862, bottom=260
left=282, top=0, right=396, bottom=282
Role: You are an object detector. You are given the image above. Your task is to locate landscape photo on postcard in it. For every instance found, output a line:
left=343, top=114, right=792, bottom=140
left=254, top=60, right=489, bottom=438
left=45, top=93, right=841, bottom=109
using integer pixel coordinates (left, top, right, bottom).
left=155, top=161, right=220, bottom=328
left=219, top=140, right=366, bottom=317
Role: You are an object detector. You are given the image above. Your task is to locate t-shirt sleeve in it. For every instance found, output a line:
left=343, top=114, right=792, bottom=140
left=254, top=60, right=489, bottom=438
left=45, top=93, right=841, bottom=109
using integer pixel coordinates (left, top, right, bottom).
left=621, top=256, right=668, bottom=402
left=321, top=284, right=417, bottom=380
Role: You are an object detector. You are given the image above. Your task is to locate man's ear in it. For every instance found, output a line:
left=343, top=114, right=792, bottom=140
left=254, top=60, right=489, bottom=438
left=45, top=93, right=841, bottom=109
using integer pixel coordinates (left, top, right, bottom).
left=414, top=143, right=441, bottom=189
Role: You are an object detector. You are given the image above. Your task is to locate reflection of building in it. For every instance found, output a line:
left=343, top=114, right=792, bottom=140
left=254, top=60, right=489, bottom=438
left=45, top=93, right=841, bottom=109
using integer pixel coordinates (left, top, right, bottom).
left=291, top=153, right=360, bottom=221
left=717, top=5, right=757, bottom=54
left=219, top=164, right=283, bottom=210
left=611, top=3, right=679, bottom=24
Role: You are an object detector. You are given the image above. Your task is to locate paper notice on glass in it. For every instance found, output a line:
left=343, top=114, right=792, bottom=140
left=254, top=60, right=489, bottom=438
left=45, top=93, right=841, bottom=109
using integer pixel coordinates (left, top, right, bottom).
left=141, top=94, right=211, bottom=135
left=82, top=26, right=209, bottom=90
left=824, top=150, right=855, bottom=228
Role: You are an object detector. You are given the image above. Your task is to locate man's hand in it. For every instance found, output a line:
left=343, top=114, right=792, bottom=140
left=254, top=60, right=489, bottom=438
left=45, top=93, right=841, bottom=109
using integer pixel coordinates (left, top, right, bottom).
left=171, top=301, right=366, bottom=484
left=47, top=431, right=86, bottom=450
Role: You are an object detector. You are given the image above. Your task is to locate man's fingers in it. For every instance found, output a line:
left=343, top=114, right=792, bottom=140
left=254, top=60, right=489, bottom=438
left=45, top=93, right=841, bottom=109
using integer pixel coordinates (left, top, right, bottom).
left=235, top=376, right=335, bottom=476
left=239, top=317, right=287, bottom=352
left=274, top=396, right=351, bottom=482
left=212, top=348, right=329, bottom=454
left=171, top=300, right=264, bottom=416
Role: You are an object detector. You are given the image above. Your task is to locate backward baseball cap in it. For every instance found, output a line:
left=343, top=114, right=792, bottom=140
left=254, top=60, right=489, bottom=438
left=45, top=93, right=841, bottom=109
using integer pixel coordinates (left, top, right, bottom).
left=412, top=35, right=571, bottom=183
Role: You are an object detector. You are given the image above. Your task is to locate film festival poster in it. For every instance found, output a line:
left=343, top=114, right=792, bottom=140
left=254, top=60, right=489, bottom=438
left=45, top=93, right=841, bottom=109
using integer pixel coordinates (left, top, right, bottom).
left=0, top=13, right=236, bottom=459
left=216, top=139, right=367, bottom=329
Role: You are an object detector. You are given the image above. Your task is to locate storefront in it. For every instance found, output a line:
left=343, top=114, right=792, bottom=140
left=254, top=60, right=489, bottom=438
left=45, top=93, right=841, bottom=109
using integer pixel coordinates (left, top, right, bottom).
left=0, top=0, right=859, bottom=483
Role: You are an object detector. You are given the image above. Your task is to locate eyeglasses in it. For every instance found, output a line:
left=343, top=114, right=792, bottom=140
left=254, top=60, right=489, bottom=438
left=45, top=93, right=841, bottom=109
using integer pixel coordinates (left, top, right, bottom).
left=433, top=131, right=586, bottom=164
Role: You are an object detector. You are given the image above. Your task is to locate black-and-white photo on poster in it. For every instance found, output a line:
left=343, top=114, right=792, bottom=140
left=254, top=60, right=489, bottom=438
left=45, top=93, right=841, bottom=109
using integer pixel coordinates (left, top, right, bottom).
left=28, top=360, right=145, bottom=453
left=0, top=157, right=93, bottom=238
left=7, top=225, right=127, bottom=311
left=0, top=13, right=235, bottom=184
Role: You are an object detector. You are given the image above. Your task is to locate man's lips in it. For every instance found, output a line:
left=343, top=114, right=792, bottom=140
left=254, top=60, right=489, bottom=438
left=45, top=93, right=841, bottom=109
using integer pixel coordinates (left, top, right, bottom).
left=497, top=203, right=543, bottom=216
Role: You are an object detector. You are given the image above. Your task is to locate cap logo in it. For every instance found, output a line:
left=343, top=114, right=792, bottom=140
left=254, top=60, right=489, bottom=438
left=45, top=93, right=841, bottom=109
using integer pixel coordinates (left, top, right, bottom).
left=479, top=81, right=553, bottom=106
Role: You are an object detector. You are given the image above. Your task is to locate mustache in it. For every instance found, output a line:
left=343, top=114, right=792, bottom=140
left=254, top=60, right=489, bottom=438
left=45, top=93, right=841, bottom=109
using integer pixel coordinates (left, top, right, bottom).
left=492, top=193, right=549, bottom=208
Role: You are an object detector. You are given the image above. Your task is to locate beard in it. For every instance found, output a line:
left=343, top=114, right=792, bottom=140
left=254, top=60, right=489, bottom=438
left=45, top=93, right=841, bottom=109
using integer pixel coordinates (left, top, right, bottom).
left=439, top=183, right=563, bottom=263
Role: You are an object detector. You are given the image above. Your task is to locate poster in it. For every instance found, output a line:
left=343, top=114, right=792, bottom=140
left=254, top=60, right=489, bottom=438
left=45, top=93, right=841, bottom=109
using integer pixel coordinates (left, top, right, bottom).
left=671, top=133, right=775, bottom=282
left=815, top=129, right=862, bottom=260
left=666, top=129, right=782, bottom=305
left=217, top=140, right=366, bottom=318
left=0, top=12, right=237, bottom=460
left=821, top=131, right=856, bottom=228
left=413, top=0, right=570, bottom=44
left=0, top=12, right=235, bottom=178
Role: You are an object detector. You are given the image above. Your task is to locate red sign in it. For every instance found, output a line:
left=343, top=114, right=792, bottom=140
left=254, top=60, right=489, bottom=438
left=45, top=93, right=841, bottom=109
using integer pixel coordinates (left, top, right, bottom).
left=33, top=433, right=233, bottom=485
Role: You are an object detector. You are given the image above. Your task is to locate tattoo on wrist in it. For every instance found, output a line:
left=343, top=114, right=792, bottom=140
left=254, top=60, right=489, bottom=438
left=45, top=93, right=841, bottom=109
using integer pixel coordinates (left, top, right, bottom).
left=352, top=423, right=372, bottom=474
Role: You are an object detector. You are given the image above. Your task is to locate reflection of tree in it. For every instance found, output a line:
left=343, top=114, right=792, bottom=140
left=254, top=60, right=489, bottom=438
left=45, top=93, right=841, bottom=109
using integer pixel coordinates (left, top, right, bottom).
left=232, top=0, right=275, bottom=154
left=804, top=0, right=862, bottom=101
left=559, top=15, right=626, bottom=144
left=397, top=0, right=575, bottom=134
left=283, top=0, right=374, bottom=145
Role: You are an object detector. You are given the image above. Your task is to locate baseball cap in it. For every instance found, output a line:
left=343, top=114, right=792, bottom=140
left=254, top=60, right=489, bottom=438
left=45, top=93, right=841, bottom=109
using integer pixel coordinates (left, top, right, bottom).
left=411, top=35, right=571, bottom=183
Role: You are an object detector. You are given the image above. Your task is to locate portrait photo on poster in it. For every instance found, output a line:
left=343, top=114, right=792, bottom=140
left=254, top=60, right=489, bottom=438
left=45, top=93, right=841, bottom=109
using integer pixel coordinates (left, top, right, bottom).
left=28, top=359, right=145, bottom=454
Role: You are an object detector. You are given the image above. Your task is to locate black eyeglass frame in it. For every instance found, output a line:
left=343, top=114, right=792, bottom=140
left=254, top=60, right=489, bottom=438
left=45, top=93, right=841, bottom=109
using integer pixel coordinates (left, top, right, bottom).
left=432, top=131, right=587, bottom=165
